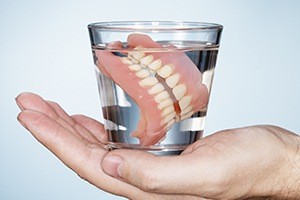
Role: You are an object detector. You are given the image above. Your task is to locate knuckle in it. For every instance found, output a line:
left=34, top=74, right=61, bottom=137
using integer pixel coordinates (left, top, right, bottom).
left=137, top=169, right=161, bottom=192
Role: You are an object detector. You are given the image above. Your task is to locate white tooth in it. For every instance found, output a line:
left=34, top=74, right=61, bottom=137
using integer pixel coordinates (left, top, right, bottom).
left=140, top=55, right=153, bottom=65
left=140, top=64, right=147, bottom=68
left=131, top=58, right=139, bottom=64
left=157, top=64, right=173, bottom=78
left=165, top=119, right=175, bottom=130
left=135, top=69, right=150, bottom=78
left=127, top=54, right=134, bottom=60
left=172, top=84, right=187, bottom=100
left=162, top=112, right=176, bottom=125
left=130, top=51, right=145, bottom=60
left=179, top=96, right=192, bottom=110
left=139, top=77, right=158, bottom=87
left=148, top=59, right=162, bottom=71
left=121, top=57, right=133, bottom=65
left=181, top=106, right=193, bottom=116
left=154, top=91, right=170, bottom=103
left=129, top=64, right=142, bottom=71
left=157, top=98, right=173, bottom=110
left=134, top=45, right=144, bottom=50
left=166, top=73, right=180, bottom=88
left=149, top=69, right=156, bottom=75
left=148, top=83, right=165, bottom=95
left=161, top=106, right=175, bottom=117
left=181, top=111, right=194, bottom=120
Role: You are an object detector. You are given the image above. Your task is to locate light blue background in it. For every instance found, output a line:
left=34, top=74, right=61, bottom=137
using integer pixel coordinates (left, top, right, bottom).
left=1, top=0, right=299, bottom=199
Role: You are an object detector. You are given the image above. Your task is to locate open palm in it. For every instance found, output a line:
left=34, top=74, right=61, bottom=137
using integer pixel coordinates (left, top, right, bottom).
left=16, top=92, right=205, bottom=200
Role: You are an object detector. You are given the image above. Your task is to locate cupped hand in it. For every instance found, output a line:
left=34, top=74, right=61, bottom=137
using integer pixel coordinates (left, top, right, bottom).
left=16, top=92, right=204, bottom=200
left=102, top=125, right=300, bottom=199
left=16, top=93, right=300, bottom=199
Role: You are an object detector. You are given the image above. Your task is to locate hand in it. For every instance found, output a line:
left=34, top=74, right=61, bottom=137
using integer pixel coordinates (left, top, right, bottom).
left=102, top=125, right=300, bottom=199
left=16, top=93, right=300, bottom=199
left=16, top=92, right=204, bottom=200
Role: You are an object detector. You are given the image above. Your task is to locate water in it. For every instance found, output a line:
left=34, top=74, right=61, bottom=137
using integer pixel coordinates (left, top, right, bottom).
left=92, top=41, right=219, bottom=155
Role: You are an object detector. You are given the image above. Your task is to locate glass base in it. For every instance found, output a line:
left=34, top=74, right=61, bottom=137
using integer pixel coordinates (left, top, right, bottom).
left=108, top=142, right=188, bottom=156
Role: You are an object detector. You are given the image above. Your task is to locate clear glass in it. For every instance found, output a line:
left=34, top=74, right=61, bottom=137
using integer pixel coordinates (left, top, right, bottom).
left=88, top=21, right=223, bottom=155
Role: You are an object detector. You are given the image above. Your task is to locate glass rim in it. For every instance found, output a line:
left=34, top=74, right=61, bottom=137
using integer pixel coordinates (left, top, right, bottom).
left=88, top=21, right=223, bottom=31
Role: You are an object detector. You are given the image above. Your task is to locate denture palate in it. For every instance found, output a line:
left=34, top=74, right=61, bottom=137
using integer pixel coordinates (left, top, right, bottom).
left=96, top=33, right=208, bottom=146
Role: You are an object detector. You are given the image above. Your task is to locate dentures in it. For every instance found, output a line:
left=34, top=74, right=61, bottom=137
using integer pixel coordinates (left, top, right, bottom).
left=96, top=34, right=208, bottom=146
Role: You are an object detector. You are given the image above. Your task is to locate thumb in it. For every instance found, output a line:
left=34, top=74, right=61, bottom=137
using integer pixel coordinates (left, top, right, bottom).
left=102, top=149, right=198, bottom=195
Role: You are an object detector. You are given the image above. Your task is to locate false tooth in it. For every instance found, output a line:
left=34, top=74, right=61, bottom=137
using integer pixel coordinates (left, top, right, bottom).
left=179, top=96, right=192, bottom=110
left=161, top=106, right=175, bottom=117
left=139, top=77, right=158, bottom=87
left=157, top=98, right=173, bottom=110
left=129, top=64, right=142, bottom=71
left=172, top=84, right=187, bottom=100
left=121, top=57, right=133, bottom=65
left=157, top=64, right=173, bottom=78
left=148, top=59, right=162, bottom=71
left=140, top=64, right=147, bottom=68
left=127, top=54, right=134, bottom=60
left=130, top=51, right=145, bottom=60
left=135, top=69, right=150, bottom=78
left=154, top=91, right=170, bottom=103
left=148, top=83, right=165, bottom=95
left=181, top=106, right=193, bottom=116
left=149, top=69, right=156, bottom=76
left=131, top=58, right=139, bottom=64
left=181, top=111, right=194, bottom=120
left=166, top=73, right=180, bottom=88
left=134, top=45, right=144, bottom=50
left=162, top=112, right=176, bottom=125
left=140, top=55, right=153, bottom=65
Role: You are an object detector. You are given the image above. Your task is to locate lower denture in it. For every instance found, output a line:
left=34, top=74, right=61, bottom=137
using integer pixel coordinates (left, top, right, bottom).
left=96, top=33, right=208, bottom=146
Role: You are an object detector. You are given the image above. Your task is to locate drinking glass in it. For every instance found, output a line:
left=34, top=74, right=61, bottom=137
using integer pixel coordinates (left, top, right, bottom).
left=88, top=21, right=223, bottom=155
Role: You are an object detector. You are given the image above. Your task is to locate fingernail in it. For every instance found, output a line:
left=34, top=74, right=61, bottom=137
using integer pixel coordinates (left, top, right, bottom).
left=102, top=154, right=123, bottom=178
left=15, top=98, right=25, bottom=111
left=17, top=115, right=28, bottom=130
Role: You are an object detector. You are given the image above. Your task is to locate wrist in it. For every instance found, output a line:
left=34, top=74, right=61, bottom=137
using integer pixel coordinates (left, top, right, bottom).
left=280, top=135, right=300, bottom=199
left=248, top=128, right=300, bottom=199
left=270, top=133, right=300, bottom=199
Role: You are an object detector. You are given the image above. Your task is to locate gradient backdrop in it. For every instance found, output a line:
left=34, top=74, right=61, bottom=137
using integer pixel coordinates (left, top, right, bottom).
left=1, top=0, right=299, bottom=199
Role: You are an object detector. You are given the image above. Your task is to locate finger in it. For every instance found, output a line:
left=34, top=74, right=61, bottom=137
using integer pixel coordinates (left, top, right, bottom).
left=16, top=92, right=90, bottom=142
left=16, top=92, right=60, bottom=118
left=102, top=149, right=206, bottom=195
left=47, top=101, right=100, bottom=144
left=46, top=100, right=75, bottom=124
left=16, top=109, right=127, bottom=195
left=17, top=110, right=199, bottom=200
left=17, top=109, right=96, bottom=168
left=71, top=114, right=108, bottom=144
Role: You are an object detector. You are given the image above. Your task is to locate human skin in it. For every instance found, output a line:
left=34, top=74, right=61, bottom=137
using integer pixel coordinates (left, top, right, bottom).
left=16, top=92, right=300, bottom=200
